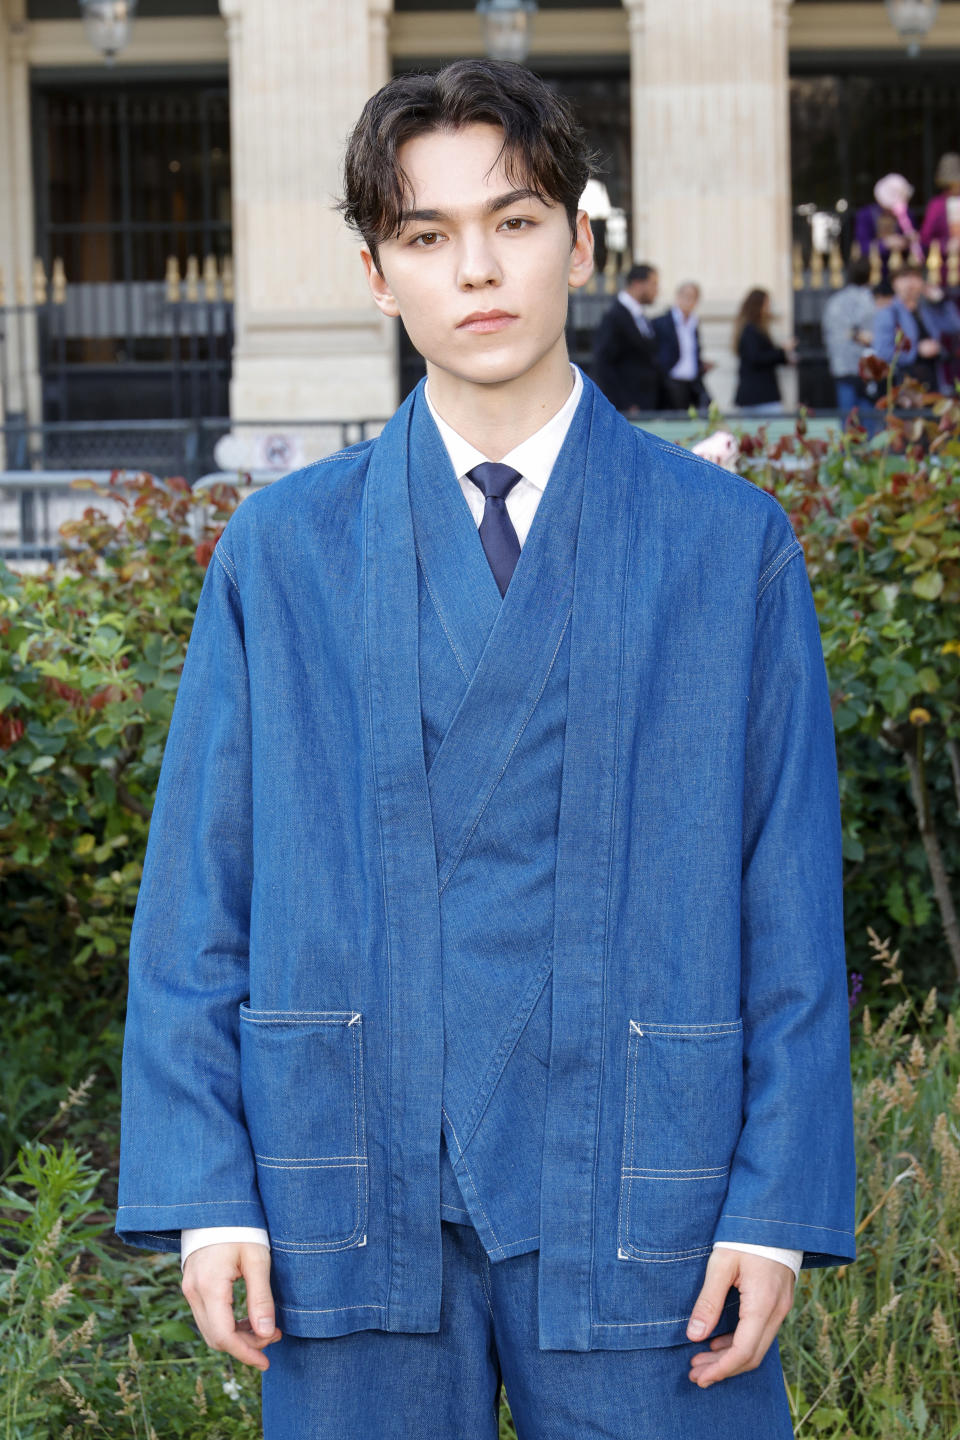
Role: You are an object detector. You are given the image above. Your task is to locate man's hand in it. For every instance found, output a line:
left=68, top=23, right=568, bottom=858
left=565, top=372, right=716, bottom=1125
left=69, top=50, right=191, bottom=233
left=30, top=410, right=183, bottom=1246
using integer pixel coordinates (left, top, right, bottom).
left=918, top=338, right=942, bottom=358
left=685, top=1249, right=795, bottom=1388
left=181, top=1242, right=282, bottom=1371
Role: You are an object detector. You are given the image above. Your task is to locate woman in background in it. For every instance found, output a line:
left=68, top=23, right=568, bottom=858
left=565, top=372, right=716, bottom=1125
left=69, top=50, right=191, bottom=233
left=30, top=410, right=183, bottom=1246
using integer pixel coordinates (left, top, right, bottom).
left=920, top=152, right=960, bottom=255
left=855, top=172, right=924, bottom=280
left=734, top=288, right=796, bottom=416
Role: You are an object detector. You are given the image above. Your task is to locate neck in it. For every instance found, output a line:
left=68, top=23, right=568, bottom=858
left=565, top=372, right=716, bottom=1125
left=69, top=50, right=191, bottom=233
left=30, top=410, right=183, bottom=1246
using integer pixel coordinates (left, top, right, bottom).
left=423, top=335, right=575, bottom=461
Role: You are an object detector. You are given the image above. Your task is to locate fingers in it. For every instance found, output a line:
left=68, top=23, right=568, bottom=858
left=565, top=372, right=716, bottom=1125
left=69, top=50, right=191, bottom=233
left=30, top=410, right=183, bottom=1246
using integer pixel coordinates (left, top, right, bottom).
left=688, top=1307, right=780, bottom=1388
left=243, top=1244, right=281, bottom=1341
left=685, top=1251, right=795, bottom=1388
left=181, top=1242, right=283, bottom=1372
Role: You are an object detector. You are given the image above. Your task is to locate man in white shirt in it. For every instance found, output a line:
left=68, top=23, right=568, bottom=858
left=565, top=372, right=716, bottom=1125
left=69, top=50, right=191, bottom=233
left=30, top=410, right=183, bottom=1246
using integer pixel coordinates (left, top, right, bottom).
left=653, top=280, right=714, bottom=411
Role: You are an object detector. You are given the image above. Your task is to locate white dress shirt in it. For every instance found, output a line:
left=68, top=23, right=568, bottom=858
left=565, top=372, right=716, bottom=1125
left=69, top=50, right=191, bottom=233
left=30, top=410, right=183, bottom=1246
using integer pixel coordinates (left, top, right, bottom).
left=180, top=364, right=803, bottom=1280
left=669, top=307, right=700, bottom=381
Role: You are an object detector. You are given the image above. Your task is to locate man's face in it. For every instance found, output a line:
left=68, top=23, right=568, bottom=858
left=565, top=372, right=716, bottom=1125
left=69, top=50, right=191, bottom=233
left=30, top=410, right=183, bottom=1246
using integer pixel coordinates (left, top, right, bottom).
left=675, top=283, right=699, bottom=317
left=361, top=122, right=594, bottom=389
left=630, top=272, right=658, bottom=305
left=893, top=271, right=923, bottom=307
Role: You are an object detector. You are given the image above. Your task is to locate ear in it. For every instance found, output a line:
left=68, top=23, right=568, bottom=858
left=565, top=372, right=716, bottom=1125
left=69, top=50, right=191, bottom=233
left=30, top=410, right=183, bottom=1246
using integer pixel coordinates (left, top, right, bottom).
left=567, top=210, right=595, bottom=293
left=360, top=245, right=401, bottom=319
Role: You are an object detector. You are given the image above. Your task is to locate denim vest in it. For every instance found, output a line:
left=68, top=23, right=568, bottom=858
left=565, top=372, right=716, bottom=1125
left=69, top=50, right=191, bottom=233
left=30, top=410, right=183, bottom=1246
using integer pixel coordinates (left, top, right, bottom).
left=408, top=395, right=578, bottom=1262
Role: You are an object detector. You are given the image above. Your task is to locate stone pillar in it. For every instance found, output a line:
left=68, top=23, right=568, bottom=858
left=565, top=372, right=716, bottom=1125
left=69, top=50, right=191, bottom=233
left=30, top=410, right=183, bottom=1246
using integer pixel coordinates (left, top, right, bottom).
left=219, top=0, right=396, bottom=425
left=622, top=0, right=795, bottom=412
left=0, top=0, right=42, bottom=451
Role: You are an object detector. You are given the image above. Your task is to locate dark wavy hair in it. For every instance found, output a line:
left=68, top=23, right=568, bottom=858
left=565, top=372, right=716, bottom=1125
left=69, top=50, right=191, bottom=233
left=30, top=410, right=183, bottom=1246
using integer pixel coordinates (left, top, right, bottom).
left=337, top=59, right=599, bottom=270
left=732, top=288, right=770, bottom=354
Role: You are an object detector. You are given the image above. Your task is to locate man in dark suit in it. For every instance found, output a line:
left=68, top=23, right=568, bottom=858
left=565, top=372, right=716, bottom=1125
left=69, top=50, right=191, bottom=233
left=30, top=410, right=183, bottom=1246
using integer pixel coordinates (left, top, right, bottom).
left=653, top=281, right=713, bottom=411
left=590, top=262, right=662, bottom=413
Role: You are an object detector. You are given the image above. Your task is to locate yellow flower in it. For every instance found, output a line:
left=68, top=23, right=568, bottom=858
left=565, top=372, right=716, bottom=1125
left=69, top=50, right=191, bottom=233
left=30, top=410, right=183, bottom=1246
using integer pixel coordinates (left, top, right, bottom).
left=940, top=640, right=960, bottom=654
left=909, top=708, right=931, bottom=725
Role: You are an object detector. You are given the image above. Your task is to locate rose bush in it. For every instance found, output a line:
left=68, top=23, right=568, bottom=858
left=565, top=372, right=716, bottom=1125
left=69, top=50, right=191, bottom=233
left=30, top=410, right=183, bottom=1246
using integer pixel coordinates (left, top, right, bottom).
left=0, top=472, right=239, bottom=1169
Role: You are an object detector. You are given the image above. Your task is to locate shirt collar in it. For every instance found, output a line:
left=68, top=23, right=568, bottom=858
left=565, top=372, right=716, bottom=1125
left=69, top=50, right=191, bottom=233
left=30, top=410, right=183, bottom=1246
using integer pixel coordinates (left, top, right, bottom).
left=672, top=306, right=697, bottom=329
left=423, top=364, right=583, bottom=493
left=618, top=290, right=647, bottom=326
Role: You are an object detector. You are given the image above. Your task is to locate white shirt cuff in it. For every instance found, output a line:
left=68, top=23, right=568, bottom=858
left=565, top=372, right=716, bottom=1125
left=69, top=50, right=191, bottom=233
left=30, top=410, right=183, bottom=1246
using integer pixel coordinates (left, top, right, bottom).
left=180, top=1226, right=271, bottom=1270
left=712, top=1241, right=802, bottom=1278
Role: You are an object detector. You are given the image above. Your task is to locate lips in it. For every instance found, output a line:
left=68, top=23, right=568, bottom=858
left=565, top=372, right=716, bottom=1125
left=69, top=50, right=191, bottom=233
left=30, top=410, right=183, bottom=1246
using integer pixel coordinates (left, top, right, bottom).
left=457, top=310, right=518, bottom=333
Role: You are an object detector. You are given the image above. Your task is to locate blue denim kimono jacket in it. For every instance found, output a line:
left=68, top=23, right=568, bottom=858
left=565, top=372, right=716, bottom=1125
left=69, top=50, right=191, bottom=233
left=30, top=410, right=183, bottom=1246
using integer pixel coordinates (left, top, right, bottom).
left=115, top=374, right=858, bottom=1351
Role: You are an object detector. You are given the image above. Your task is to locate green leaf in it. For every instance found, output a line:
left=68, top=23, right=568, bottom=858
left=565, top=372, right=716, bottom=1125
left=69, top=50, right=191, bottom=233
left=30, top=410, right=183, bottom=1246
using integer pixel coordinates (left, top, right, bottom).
left=885, top=878, right=911, bottom=926
left=911, top=569, right=944, bottom=600
left=153, top=1319, right=200, bottom=1343
left=141, top=687, right=172, bottom=718
left=0, top=682, right=29, bottom=710
left=27, top=754, right=56, bottom=774
left=834, top=704, right=861, bottom=732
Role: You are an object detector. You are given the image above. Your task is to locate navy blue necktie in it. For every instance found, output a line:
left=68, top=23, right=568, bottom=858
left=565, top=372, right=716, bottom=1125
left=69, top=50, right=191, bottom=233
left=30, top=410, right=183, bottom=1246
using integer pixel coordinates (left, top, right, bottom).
left=465, top=462, right=523, bottom=597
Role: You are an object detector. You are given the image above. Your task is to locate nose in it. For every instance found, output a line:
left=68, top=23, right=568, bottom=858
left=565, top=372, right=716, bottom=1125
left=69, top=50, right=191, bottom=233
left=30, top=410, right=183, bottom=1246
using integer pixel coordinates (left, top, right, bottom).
left=456, top=227, right=502, bottom=290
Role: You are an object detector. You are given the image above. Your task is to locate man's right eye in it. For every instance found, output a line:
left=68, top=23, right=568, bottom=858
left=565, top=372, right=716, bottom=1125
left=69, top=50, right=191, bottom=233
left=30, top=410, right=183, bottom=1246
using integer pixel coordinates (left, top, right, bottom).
left=411, top=232, right=441, bottom=247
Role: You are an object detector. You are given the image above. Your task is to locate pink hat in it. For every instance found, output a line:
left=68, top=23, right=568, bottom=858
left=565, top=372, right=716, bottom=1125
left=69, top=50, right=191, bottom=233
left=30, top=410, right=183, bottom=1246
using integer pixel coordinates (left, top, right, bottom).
left=873, top=173, right=914, bottom=210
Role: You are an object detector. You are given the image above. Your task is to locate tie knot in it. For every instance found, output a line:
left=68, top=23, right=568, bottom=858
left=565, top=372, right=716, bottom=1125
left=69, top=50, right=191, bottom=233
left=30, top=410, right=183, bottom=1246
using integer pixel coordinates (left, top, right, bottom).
left=466, top=462, right=523, bottom=503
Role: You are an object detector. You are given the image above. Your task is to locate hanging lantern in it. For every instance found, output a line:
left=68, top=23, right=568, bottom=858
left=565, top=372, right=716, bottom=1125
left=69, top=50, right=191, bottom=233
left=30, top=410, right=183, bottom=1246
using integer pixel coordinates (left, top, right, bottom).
left=476, top=0, right=538, bottom=64
left=78, top=0, right=138, bottom=65
left=884, top=0, right=940, bottom=57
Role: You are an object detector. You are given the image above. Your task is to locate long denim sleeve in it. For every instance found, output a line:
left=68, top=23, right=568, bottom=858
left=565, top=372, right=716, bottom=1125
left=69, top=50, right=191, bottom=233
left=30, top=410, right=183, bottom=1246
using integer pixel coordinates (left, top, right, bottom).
left=711, top=530, right=857, bottom=1265
left=116, top=537, right=268, bottom=1250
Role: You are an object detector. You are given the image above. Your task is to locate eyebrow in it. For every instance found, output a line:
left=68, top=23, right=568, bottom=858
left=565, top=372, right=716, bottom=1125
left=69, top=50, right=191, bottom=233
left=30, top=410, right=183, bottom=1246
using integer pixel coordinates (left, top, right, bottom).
left=397, top=187, right=547, bottom=228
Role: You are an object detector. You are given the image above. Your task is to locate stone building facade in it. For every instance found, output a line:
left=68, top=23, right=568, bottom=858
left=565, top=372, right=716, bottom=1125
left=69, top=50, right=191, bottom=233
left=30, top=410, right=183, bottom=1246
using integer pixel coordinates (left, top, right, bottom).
left=1, top=0, right=959, bottom=426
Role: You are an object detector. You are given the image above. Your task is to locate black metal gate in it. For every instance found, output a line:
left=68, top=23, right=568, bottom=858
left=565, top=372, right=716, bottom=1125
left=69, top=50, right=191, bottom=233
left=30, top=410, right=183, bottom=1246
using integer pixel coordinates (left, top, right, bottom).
left=30, top=77, right=232, bottom=422
left=790, top=64, right=960, bottom=254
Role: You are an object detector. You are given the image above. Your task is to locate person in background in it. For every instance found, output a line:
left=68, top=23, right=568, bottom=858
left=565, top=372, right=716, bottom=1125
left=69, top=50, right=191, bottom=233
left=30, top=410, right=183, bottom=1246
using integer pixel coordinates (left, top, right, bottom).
left=854, top=173, right=925, bottom=280
left=873, top=278, right=895, bottom=310
left=733, top=288, right=796, bottom=416
left=821, top=256, right=876, bottom=427
left=591, top=262, right=662, bottom=413
left=652, top=280, right=714, bottom=410
left=920, top=152, right=960, bottom=255
left=873, top=261, right=960, bottom=394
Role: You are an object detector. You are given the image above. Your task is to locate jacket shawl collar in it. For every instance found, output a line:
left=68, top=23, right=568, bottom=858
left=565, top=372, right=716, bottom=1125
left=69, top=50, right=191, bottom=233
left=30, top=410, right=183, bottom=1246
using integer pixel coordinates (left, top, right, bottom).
left=363, top=373, right=637, bottom=1342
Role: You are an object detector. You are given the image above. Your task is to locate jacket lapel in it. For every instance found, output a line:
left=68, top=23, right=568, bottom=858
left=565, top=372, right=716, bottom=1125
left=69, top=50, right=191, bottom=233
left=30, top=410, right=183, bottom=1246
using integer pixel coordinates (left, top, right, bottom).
left=363, top=383, right=447, bottom=1298
left=406, top=383, right=503, bottom=684
left=537, top=381, right=641, bottom=1329
left=408, top=379, right=595, bottom=893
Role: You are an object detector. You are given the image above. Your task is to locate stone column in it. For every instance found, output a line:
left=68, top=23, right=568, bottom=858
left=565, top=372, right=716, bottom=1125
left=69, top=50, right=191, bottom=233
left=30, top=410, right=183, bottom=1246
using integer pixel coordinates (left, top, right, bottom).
left=0, top=0, right=42, bottom=451
left=219, top=0, right=396, bottom=425
left=622, top=0, right=795, bottom=412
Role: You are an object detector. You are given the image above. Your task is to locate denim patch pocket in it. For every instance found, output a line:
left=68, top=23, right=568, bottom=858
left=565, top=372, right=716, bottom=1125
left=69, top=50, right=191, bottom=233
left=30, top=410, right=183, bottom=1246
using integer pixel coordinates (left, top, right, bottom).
left=617, top=1018, right=743, bottom=1262
left=238, top=1004, right=368, bottom=1253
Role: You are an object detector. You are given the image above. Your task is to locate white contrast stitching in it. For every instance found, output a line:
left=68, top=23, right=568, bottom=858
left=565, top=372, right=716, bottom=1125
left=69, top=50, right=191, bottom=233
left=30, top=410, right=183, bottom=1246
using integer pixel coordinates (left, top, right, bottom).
left=214, top=544, right=240, bottom=594
left=757, top=542, right=803, bottom=601
left=720, top=1215, right=854, bottom=1236
left=594, top=1297, right=740, bottom=1328
left=117, top=1201, right=252, bottom=1210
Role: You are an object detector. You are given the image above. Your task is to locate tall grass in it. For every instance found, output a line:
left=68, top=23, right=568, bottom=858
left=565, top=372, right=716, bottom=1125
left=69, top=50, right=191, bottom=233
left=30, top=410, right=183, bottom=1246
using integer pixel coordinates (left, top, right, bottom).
left=2, top=929, right=957, bottom=1437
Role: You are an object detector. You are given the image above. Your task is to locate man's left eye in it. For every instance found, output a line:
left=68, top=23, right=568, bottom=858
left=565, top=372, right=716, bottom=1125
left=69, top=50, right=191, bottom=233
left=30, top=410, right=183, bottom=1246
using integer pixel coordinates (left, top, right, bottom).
left=500, top=217, right=531, bottom=231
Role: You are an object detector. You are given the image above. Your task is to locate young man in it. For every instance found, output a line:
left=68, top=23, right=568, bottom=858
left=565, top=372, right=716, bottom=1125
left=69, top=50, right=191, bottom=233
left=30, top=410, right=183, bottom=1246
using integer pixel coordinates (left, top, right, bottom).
left=115, top=59, right=857, bottom=1439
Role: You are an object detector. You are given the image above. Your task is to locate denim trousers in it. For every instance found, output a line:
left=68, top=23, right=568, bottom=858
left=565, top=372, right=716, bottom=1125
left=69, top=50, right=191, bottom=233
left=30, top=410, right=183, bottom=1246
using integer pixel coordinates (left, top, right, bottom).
left=260, top=1218, right=797, bottom=1440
